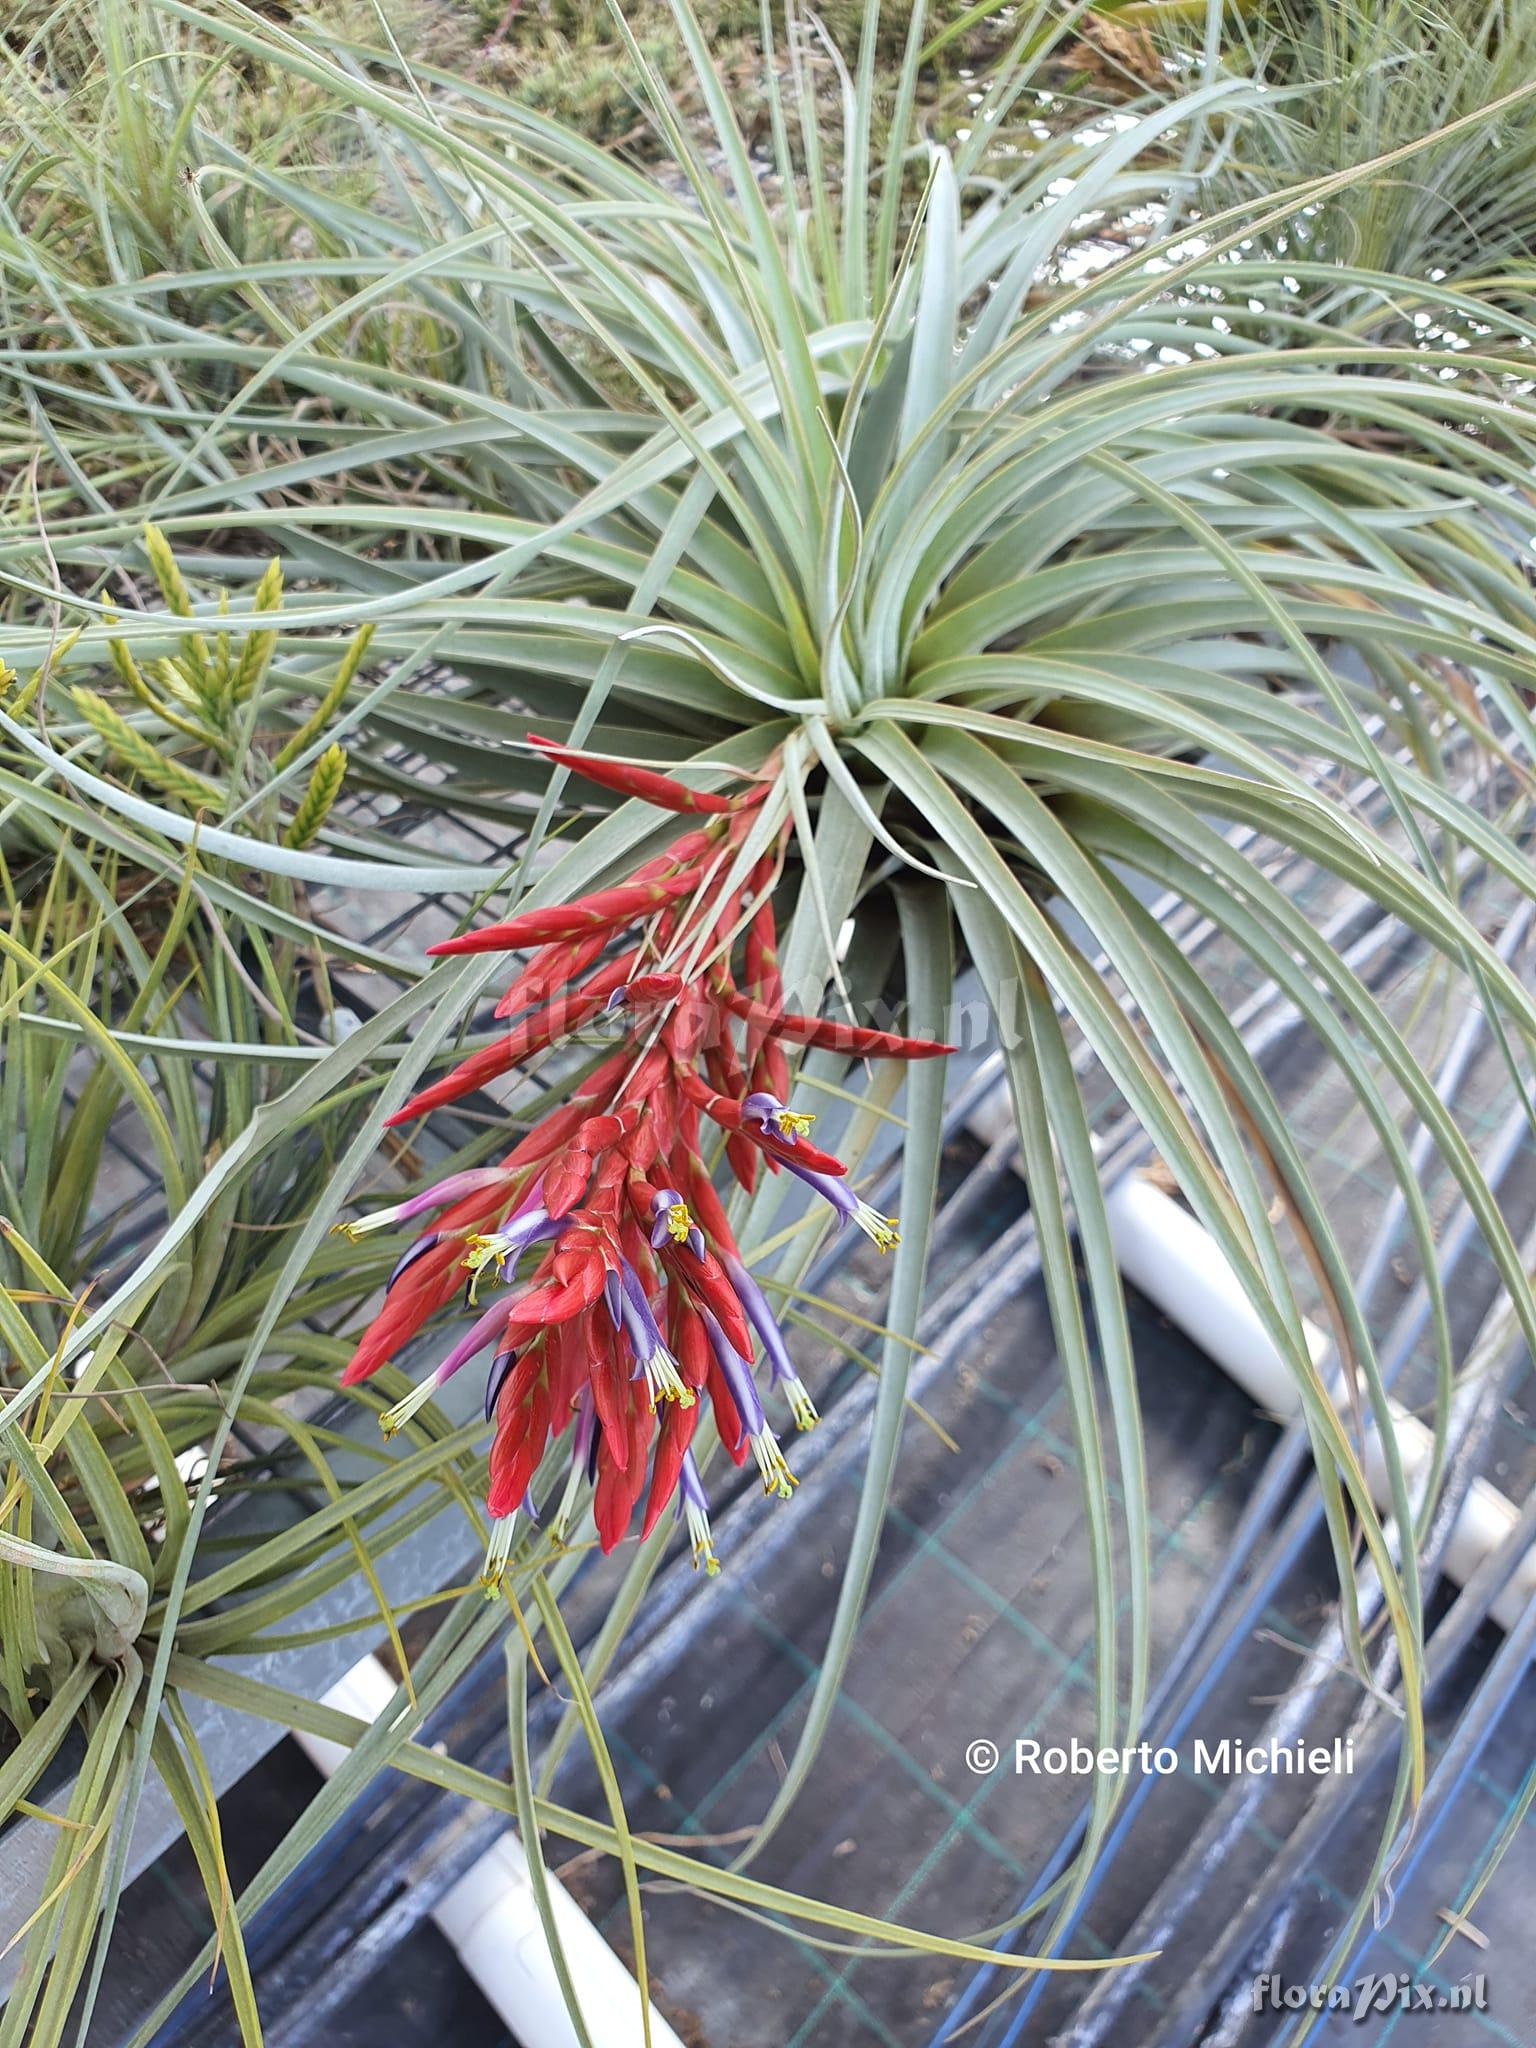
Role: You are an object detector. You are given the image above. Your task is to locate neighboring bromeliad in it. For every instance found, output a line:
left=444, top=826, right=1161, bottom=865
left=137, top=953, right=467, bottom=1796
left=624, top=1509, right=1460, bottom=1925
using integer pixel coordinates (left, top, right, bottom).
left=339, top=739, right=951, bottom=1588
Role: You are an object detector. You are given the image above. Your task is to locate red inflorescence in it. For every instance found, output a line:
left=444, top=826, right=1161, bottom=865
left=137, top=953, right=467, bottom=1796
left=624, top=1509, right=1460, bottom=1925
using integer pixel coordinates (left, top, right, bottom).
left=339, top=740, right=953, bottom=1589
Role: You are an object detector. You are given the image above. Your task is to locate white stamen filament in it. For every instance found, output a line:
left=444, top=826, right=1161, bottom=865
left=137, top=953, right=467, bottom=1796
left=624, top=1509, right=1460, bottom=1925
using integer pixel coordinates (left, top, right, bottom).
left=379, top=1373, right=441, bottom=1438
left=782, top=1374, right=819, bottom=1431
left=642, top=1346, right=694, bottom=1409
left=481, top=1515, right=518, bottom=1594
left=336, top=1203, right=405, bottom=1241
left=551, top=1459, right=588, bottom=1546
left=750, top=1426, right=797, bottom=1499
left=686, top=1501, right=720, bottom=1575
left=852, top=1199, right=901, bottom=1254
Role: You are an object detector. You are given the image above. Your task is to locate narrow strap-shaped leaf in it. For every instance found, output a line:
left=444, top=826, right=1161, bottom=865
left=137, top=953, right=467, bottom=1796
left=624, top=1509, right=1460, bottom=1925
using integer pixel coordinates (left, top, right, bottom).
left=737, top=880, right=952, bottom=1865
left=528, top=1574, right=652, bottom=2048
left=150, top=1706, right=262, bottom=2048
left=952, top=891, right=1125, bottom=1926
left=855, top=720, right=1426, bottom=1772
left=505, top=1639, right=596, bottom=2048
left=163, top=1655, right=1158, bottom=1974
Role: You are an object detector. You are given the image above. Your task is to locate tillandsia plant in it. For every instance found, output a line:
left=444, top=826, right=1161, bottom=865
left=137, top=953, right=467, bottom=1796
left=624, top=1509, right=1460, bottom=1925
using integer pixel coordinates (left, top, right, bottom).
left=1174, top=0, right=1536, bottom=314
left=337, top=736, right=948, bottom=1587
left=64, top=525, right=365, bottom=848
left=7, top=0, right=1536, bottom=2033
left=0, top=722, right=513, bottom=2048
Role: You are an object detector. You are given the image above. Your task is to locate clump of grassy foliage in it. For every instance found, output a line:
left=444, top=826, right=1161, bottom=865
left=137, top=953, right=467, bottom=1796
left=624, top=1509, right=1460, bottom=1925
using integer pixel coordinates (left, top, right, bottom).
left=1174, top=0, right=1536, bottom=313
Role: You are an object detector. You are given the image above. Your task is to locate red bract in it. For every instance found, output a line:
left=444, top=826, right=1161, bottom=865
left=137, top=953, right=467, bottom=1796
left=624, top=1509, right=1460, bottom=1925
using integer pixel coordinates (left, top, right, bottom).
left=426, top=871, right=704, bottom=954
left=714, top=984, right=957, bottom=1060
left=338, top=745, right=952, bottom=1591
left=526, top=734, right=750, bottom=814
left=493, top=932, right=607, bottom=1021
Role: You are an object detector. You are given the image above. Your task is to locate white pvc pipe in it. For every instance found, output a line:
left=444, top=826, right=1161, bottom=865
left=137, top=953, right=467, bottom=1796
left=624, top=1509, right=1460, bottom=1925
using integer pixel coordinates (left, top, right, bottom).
left=965, top=1091, right=1536, bottom=1631
left=1100, top=1172, right=1536, bottom=1630
left=1102, top=1169, right=1331, bottom=1413
left=295, top=1656, right=686, bottom=2048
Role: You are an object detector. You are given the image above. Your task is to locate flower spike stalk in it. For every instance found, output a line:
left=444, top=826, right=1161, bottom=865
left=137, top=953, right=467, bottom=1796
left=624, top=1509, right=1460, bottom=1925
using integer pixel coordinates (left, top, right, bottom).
left=340, top=740, right=952, bottom=1588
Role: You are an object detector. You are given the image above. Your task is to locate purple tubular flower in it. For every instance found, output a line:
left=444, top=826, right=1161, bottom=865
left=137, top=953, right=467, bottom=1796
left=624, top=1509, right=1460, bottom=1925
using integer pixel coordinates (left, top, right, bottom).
left=380, top=1293, right=518, bottom=1438
left=511, top=1200, right=556, bottom=1241
left=725, top=1256, right=819, bottom=1430
left=387, top=1232, right=441, bottom=1293
left=702, top=1309, right=797, bottom=1497
left=741, top=1090, right=798, bottom=1140
left=438, top=1297, right=516, bottom=1383
left=724, top=1256, right=794, bottom=1383
left=399, top=1167, right=513, bottom=1221
left=739, top=1091, right=818, bottom=1148
left=341, top=1166, right=514, bottom=1242
left=483, top=1342, right=517, bottom=1423
left=782, top=1163, right=900, bottom=1254
left=462, top=1204, right=561, bottom=1300
left=648, top=1186, right=707, bottom=1258
left=649, top=1187, right=683, bottom=1248
left=551, top=1389, right=599, bottom=1541
left=786, top=1161, right=851, bottom=1218
left=618, top=1261, right=690, bottom=1406
left=700, top=1306, right=765, bottom=1440
left=678, top=1448, right=709, bottom=1515
left=675, top=1449, right=719, bottom=1575
left=618, top=1260, right=660, bottom=1347
left=571, top=1387, right=597, bottom=1473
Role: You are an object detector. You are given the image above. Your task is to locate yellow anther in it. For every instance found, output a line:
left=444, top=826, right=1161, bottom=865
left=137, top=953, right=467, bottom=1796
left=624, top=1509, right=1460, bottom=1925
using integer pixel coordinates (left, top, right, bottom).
left=685, top=1499, right=720, bottom=1575
left=481, top=1516, right=517, bottom=1594
left=784, top=1376, right=820, bottom=1432
left=462, top=1232, right=509, bottom=1302
left=853, top=1199, right=901, bottom=1254
left=379, top=1376, right=438, bottom=1438
left=751, top=1429, right=798, bottom=1500
left=641, top=1346, right=693, bottom=1409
